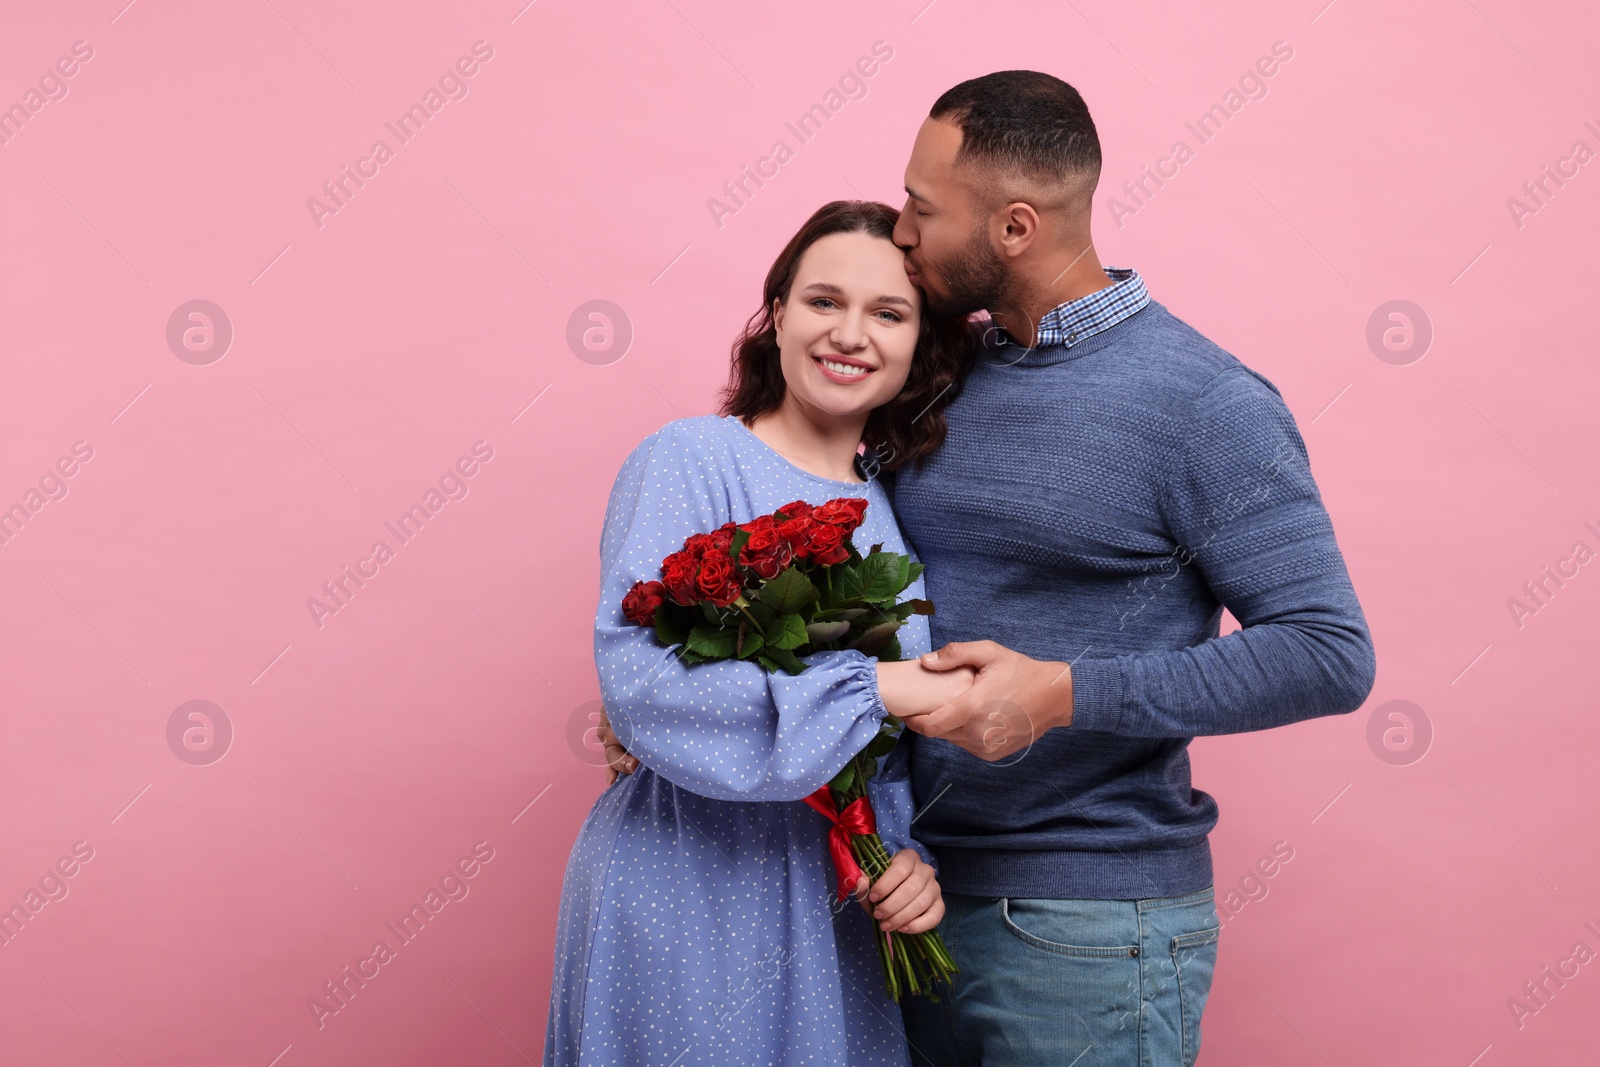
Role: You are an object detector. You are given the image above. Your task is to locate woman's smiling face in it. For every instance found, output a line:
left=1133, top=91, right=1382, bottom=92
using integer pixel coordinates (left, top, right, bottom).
left=771, top=230, right=923, bottom=421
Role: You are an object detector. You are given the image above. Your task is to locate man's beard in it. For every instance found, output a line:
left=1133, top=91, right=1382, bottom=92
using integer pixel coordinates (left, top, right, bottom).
left=919, top=223, right=1009, bottom=317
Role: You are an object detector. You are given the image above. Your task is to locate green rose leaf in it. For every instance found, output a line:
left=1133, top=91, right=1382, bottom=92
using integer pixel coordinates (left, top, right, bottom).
left=653, top=602, right=692, bottom=646
left=804, top=620, right=851, bottom=643
left=758, top=567, right=819, bottom=614
left=735, top=627, right=764, bottom=658
left=890, top=599, right=934, bottom=623
left=743, top=599, right=777, bottom=629
left=853, top=552, right=904, bottom=601
left=770, top=613, right=811, bottom=650
left=687, top=622, right=737, bottom=658
left=761, top=646, right=808, bottom=675
left=865, top=729, right=900, bottom=758
left=833, top=553, right=901, bottom=603
left=850, top=620, right=900, bottom=655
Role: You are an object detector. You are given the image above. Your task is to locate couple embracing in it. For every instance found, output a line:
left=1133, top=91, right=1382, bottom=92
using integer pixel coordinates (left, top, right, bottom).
left=543, top=70, right=1375, bottom=1067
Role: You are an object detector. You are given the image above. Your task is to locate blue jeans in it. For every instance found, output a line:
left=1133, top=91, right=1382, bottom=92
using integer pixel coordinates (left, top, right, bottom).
left=900, top=886, right=1220, bottom=1066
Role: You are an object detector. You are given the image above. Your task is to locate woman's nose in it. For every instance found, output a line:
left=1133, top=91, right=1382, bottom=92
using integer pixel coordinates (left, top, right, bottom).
left=832, top=313, right=867, bottom=350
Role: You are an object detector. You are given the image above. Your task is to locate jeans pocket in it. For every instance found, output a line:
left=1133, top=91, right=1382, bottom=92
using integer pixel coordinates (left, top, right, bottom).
left=997, top=897, right=1140, bottom=959
left=1170, top=924, right=1220, bottom=1067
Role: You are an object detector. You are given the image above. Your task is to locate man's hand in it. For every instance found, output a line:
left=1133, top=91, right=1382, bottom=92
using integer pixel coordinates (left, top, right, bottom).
left=850, top=849, right=945, bottom=935
left=901, top=640, right=1073, bottom=761
left=595, top=706, right=638, bottom=785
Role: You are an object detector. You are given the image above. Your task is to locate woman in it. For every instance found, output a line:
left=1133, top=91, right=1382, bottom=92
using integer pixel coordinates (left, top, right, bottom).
left=544, top=201, right=979, bottom=1066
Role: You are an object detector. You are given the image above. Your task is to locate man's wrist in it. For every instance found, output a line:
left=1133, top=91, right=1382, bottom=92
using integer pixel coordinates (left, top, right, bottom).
left=1042, top=659, right=1074, bottom=732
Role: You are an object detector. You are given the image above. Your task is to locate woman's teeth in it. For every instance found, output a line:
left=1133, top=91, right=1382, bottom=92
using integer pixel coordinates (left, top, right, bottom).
left=819, top=358, right=870, bottom=376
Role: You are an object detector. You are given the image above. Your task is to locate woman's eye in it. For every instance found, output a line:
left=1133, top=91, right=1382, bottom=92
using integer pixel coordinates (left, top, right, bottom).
left=808, top=297, right=836, bottom=310
left=916, top=210, right=930, bottom=217
left=875, top=310, right=904, bottom=323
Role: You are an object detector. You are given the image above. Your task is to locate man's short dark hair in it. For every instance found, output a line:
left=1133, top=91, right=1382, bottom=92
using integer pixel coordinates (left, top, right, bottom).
left=929, top=71, right=1101, bottom=216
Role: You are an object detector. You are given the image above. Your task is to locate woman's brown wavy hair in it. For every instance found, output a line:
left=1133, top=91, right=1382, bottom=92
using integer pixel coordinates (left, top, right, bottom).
left=716, top=200, right=976, bottom=475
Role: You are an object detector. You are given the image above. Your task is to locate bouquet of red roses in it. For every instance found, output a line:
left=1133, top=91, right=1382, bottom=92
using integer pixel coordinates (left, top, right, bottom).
left=620, top=496, right=958, bottom=1001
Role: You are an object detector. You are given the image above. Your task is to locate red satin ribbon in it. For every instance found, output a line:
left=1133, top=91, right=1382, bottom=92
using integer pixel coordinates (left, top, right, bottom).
left=802, top=786, right=877, bottom=902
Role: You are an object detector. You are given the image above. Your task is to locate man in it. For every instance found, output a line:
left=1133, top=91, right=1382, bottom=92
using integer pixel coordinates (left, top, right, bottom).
left=603, top=70, right=1375, bottom=1066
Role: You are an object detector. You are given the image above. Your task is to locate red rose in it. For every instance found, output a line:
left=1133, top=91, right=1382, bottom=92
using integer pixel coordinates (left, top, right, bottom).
left=806, top=523, right=849, bottom=566
left=739, top=525, right=794, bottom=580
left=696, top=552, right=743, bottom=606
left=778, top=515, right=819, bottom=559
left=662, top=549, right=700, bottom=604
left=775, top=499, right=814, bottom=521
left=812, top=497, right=869, bottom=536
left=622, top=580, right=667, bottom=626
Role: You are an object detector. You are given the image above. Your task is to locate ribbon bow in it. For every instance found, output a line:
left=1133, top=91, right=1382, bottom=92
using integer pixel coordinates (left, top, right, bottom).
left=802, top=786, right=877, bottom=902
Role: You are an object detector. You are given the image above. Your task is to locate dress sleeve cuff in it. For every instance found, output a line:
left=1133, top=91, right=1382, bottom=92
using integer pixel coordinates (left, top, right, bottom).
left=1066, top=657, right=1125, bottom=734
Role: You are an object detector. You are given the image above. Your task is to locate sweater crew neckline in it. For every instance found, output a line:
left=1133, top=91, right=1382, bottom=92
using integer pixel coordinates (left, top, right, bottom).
left=979, top=298, right=1160, bottom=368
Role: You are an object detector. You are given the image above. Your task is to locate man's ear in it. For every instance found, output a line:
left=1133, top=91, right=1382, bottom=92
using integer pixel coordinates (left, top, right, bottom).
left=997, top=201, right=1042, bottom=258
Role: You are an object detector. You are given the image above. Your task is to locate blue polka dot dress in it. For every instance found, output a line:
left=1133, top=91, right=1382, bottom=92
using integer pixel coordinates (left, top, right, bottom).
left=544, top=414, right=935, bottom=1067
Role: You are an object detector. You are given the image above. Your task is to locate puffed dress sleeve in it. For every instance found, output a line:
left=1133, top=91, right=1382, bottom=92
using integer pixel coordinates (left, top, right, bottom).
left=596, top=422, right=893, bottom=802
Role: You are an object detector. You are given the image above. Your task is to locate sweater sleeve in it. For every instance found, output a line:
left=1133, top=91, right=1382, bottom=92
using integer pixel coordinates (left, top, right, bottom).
left=595, top=423, right=892, bottom=801
left=1066, top=366, right=1376, bottom=737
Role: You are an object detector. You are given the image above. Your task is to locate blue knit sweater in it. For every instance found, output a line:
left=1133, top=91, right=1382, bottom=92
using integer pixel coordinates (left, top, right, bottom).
left=889, top=297, right=1376, bottom=900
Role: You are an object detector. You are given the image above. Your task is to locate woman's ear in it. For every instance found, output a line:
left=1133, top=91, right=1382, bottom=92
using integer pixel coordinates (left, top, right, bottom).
left=772, top=296, right=784, bottom=341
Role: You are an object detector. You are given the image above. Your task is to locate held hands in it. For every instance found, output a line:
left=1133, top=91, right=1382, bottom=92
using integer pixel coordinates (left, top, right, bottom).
left=596, top=638, right=1071, bottom=773
left=901, top=640, right=1075, bottom=762
left=850, top=848, right=944, bottom=935
left=873, top=659, right=979, bottom=719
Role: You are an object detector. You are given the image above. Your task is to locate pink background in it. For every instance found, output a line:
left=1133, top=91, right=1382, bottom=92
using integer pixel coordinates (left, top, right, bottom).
left=3, top=0, right=1597, bottom=1063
